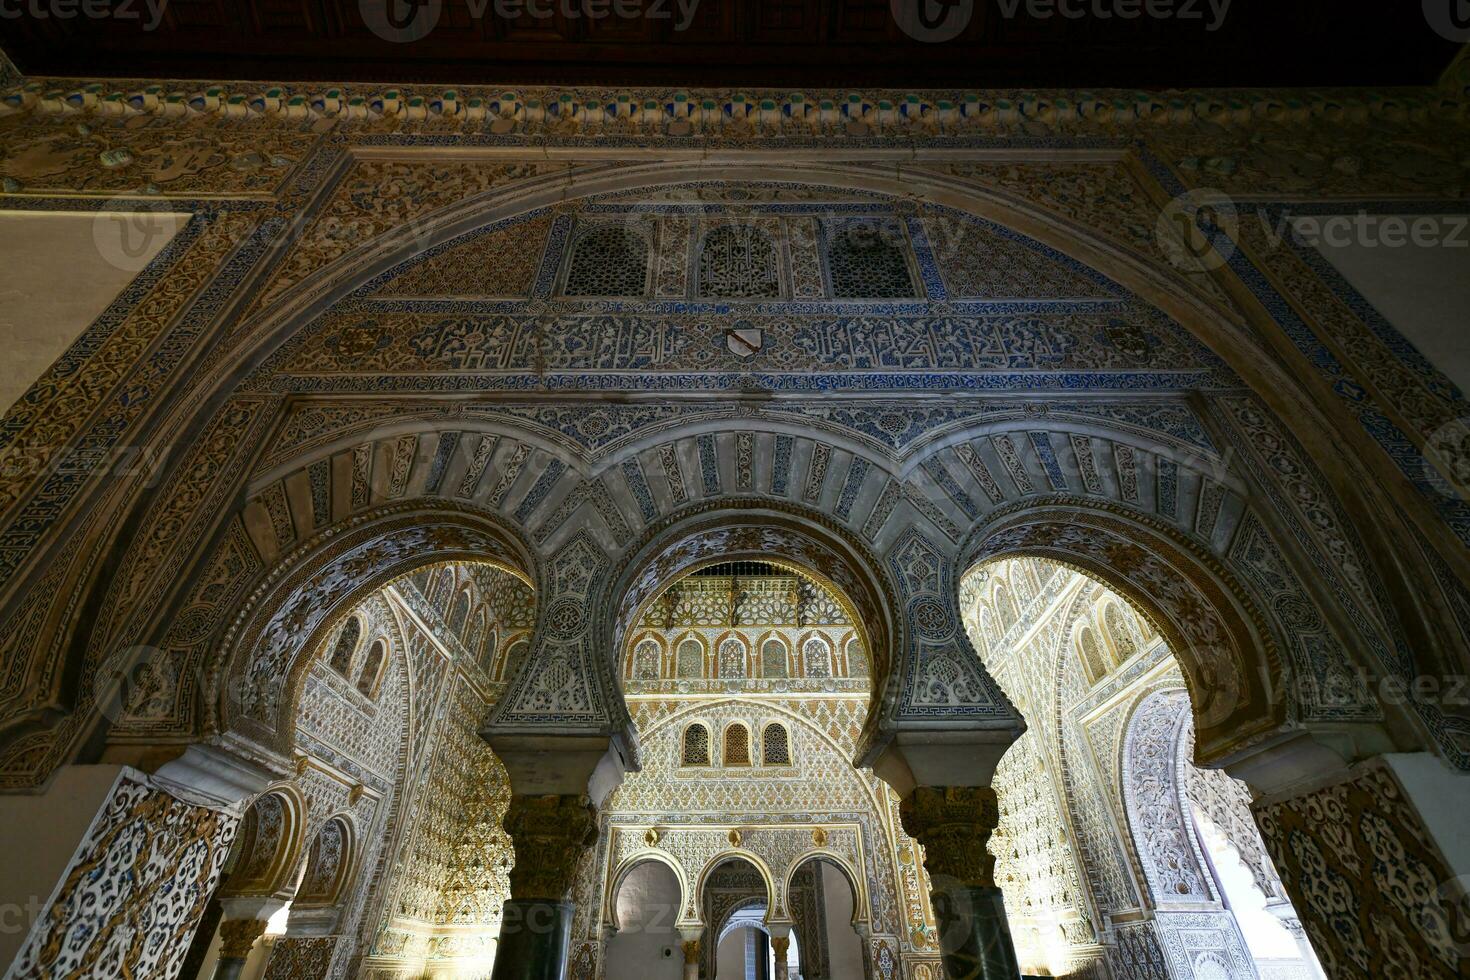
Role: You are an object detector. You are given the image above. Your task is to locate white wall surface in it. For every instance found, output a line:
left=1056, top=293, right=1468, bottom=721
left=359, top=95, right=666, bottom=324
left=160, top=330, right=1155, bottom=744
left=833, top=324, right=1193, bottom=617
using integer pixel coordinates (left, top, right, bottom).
left=1299, top=213, right=1470, bottom=396
left=606, top=861, right=684, bottom=980
left=0, top=210, right=187, bottom=414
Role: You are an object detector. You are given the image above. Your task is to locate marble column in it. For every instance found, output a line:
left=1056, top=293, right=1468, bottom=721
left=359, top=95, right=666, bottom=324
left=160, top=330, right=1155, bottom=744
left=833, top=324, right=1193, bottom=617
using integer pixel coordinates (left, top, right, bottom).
left=212, top=896, right=287, bottom=980
left=678, top=926, right=702, bottom=980
left=491, top=794, right=599, bottom=980
left=768, top=923, right=792, bottom=980
left=212, top=918, right=268, bottom=980
left=899, top=786, right=1020, bottom=980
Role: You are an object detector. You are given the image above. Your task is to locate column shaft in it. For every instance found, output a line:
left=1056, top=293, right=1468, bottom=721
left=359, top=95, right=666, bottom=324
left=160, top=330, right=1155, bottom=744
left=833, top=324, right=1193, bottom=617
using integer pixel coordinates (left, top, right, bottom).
left=899, top=786, right=1020, bottom=980
left=771, top=935, right=790, bottom=980
left=490, top=794, right=598, bottom=980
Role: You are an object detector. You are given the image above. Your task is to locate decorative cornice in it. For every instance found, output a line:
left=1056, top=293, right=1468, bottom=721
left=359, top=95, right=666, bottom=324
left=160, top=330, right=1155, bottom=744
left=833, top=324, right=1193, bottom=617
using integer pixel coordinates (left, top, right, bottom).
left=4, top=78, right=1466, bottom=139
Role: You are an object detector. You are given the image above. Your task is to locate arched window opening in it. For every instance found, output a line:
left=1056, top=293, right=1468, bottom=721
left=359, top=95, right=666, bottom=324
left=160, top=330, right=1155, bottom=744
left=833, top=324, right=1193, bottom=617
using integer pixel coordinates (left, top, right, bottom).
left=762, top=723, right=791, bottom=766
left=1104, top=603, right=1138, bottom=664
left=434, top=567, right=455, bottom=603
left=448, top=589, right=473, bottom=636
left=465, top=607, right=489, bottom=655
left=698, top=224, right=780, bottom=298
left=478, top=628, right=499, bottom=674
left=295, top=817, right=351, bottom=908
left=761, top=638, right=788, bottom=678
left=825, top=219, right=917, bottom=299
left=221, top=792, right=296, bottom=896
left=1077, top=627, right=1108, bottom=686
left=500, top=638, right=530, bottom=683
left=845, top=635, right=870, bottom=675
left=633, top=638, right=662, bottom=680
left=724, top=724, right=751, bottom=766
left=327, top=617, right=360, bottom=676
left=802, top=636, right=831, bottom=678
left=355, top=639, right=387, bottom=698
left=677, top=638, right=704, bottom=679
left=564, top=224, right=650, bottom=297
left=718, top=637, right=747, bottom=679
left=993, top=583, right=1017, bottom=632
left=682, top=724, right=711, bottom=766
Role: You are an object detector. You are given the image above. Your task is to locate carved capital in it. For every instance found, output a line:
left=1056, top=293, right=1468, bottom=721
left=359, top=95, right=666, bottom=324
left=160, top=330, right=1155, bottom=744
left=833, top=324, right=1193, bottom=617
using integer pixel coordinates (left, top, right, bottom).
left=899, top=786, right=1000, bottom=889
left=218, top=917, right=268, bottom=959
left=682, top=939, right=700, bottom=964
left=503, top=793, right=599, bottom=901
left=771, top=936, right=790, bottom=959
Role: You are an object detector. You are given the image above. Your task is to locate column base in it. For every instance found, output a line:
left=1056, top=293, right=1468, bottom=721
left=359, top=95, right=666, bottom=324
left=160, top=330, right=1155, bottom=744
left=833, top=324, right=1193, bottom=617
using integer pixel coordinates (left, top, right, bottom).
left=491, top=899, right=574, bottom=980
left=932, top=884, right=1020, bottom=980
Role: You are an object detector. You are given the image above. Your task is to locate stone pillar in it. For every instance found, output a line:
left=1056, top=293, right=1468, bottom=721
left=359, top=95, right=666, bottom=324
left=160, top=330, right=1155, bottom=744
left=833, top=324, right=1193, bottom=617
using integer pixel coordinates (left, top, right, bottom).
left=678, top=926, right=702, bottom=980
left=212, top=917, right=269, bottom=980
left=768, top=923, right=792, bottom=980
left=491, top=794, right=598, bottom=980
left=899, top=786, right=1020, bottom=980
left=211, top=896, right=288, bottom=980
left=4, top=755, right=269, bottom=980
left=1246, top=758, right=1470, bottom=980
left=851, top=922, right=875, bottom=980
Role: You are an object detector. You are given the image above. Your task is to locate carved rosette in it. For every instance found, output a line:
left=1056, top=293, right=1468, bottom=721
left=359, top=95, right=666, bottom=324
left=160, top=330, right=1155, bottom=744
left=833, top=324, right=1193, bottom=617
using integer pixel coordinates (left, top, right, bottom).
left=503, top=794, right=599, bottom=901
left=898, top=786, right=1001, bottom=889
left=218, top=918, right=269, bottom=959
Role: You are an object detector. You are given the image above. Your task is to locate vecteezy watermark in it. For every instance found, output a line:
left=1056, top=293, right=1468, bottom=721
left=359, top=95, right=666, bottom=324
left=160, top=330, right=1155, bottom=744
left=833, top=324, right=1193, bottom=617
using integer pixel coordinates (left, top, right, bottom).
left=1284, top=212, right=1470, bottom=251
left=0, top=0, right=167, bottom=30
left=1424, top=0, right=1470, bottom=43
left=0, top=443, right=171, bottom=488
left=0, top=896, right=48, bottom=936
left=92, top=201, right=184, bottom=275
left=890, top=0, right=975, bottom=42
left=994, top=0, right=1231, bottom=31
left=361, top=0, right=701, bottom=43
left=1155, top=188, right=1239, bottom=273
left=93, top=645, right=193, bottom=725
left=893, top=0, right=1229, bottom=40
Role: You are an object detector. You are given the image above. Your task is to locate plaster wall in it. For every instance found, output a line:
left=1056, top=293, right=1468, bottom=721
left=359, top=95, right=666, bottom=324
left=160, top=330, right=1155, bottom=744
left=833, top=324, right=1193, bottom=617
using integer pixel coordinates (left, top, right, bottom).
left=0, top=764, right=126, bottom=972
left=606, top=862, right=683, bottom=980
left=0, top=210, right=187, bottom=413
left=1302, top=213, right=1470, bottom=394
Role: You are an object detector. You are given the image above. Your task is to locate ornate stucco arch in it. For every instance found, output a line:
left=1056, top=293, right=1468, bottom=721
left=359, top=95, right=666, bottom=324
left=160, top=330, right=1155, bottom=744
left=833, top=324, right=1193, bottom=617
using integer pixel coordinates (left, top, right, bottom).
left=961, top=500, right=1286, bottom=764
left=202, top=501, right=535, bottom=759
left=693, top=852, right=779, bottom=926
left=603, top=851, right=691, bottom=932
left=783, top=851, right=871, bottom=928
left=601, top=500, right=902, bottom=735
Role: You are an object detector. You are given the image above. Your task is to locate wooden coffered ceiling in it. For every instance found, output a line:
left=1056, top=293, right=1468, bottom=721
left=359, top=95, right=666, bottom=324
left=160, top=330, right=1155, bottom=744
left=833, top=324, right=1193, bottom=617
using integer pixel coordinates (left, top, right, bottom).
left=0, top=1, right=1458, bottom=89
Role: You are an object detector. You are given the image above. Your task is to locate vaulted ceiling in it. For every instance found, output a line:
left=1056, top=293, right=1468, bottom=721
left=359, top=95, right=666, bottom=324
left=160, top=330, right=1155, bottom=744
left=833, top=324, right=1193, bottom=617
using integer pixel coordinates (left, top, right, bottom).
left=0, top=1, right=1457, bottom=88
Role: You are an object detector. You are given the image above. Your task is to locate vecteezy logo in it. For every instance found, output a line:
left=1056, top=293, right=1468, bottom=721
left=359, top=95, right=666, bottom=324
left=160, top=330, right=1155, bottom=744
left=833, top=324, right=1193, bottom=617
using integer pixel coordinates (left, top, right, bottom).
left=891, top=0, right=973, bottom=41
left=361, top=0, right=442, bottom=42
left=1155, top=188, right=1239, bottom=273
left=92, top=199, right=180, bottom=274
left=1425, top=0, right=1470, bottom=41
